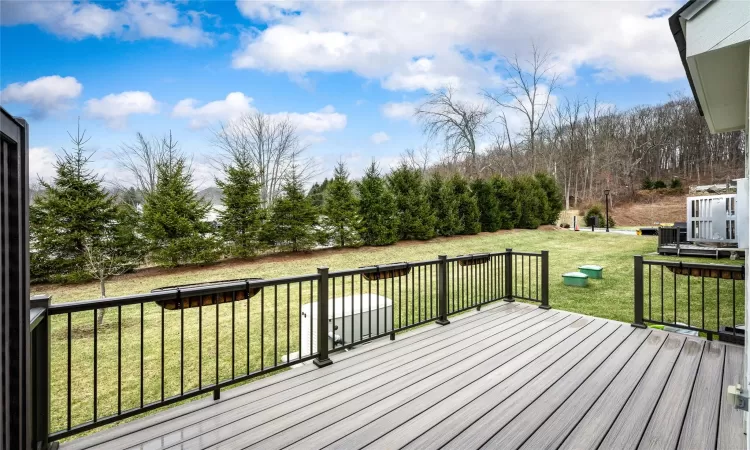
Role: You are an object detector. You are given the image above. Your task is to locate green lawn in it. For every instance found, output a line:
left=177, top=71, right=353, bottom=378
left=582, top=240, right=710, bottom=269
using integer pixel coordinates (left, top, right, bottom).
left=34, top=229, right=745, bottom=439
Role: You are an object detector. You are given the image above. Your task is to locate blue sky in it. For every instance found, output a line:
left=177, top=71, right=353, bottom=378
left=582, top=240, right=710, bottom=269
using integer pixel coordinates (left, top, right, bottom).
left=1, top=0, right=690, bottom=187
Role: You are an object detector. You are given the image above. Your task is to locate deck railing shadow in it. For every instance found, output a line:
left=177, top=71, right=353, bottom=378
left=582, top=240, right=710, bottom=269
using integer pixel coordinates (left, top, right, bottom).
left=29, top=248, right=548, bottom=447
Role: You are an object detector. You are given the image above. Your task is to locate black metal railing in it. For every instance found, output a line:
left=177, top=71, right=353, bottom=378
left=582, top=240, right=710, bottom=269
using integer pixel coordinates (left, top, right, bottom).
left=632, top=255, right=745, bottom=342
left=29, top=248, right=548, bottom=446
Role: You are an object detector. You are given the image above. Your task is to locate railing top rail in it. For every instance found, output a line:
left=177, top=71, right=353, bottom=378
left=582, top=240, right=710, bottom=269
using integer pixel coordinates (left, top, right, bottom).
left=642, top=258, right=744, bottom=271
left=47, top=273, right=319, bottom=315
left=508, top=251, right=543, bottom=257
left=445, top=251, right=507, bottom=262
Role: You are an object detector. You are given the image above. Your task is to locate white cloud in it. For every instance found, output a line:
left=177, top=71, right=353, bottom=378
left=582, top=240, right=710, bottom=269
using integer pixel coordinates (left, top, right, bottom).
left=29, top=147, right=58, bottom=182
left=382, top=101, right=416, bottom=120
left=0, top=75, right=82, bottom=118
left=301, top=134, right=327, bottom=146
left=172, top=92, right=255, bottom=129
left=84, top=91, right=159, bottom=129
left=371, top=132, right=390, bottom=144
left=272, top=105, right=347, bottom=133
left=232, top=1, right=684, bottom=92
left=1, top=0, right=213, bottom=46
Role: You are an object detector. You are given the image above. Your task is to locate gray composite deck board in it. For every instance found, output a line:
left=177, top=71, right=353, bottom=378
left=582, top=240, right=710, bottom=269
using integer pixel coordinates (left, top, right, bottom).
left=677, top=341, right=725, bottom=450
left=637, top=338, right=704, bottom=450
left=165, top=307, right=554, bottom=449
left=719, top=344, right=746, bottom=450
left=61, top=303, right=745, bottom=450
left=488, top=327, right=652, bottom=450
left=531, top=331, right=667, bottom=450
left=597, top=334, right=687, bottom=450
left=76, top=302, right=528, bottom=450
left=241, top=313, right=577, bottom=449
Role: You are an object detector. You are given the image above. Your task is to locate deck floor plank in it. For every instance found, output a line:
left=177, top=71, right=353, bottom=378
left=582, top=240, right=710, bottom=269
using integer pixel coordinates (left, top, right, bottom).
left=677, top=341, right=725, bottom=450
left=245, top=312, right=579, bottom=449
left=597, top=334, right=687, bottom=450
left=528, top=330, right=667, bottom=450
left=165, top=308, right=559, bottom=449
left=637, top=338, right=704, bottom=450
left=489, top=327, right=652, bottom=450
left=59, top=303, right=745, bottom=450
left=89, top=303, right=531, bottom=450
left=718, top=345, right=746, bottom=450
left=442, top=323, right=631, bottom=450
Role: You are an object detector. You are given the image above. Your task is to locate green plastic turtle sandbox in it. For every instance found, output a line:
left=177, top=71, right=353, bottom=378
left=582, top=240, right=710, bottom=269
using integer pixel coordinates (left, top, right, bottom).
left=562, top=272, right=589, bottom=287
left=578, top=265, right=603, bottom=279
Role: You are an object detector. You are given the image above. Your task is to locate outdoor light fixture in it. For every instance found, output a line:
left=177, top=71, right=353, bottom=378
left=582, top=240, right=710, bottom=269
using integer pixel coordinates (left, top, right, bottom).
left=604, top=189, right=611, bottom=232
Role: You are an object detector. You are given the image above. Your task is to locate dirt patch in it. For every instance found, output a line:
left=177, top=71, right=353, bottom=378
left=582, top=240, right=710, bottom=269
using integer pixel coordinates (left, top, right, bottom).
left=611, top=193, right=687, bottom=226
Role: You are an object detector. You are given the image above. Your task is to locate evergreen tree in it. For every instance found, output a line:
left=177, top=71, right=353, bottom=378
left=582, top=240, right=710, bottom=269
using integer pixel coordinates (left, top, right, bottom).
left=264, top=168, right=318, bottom=252
left=30, top=125, right=137, bottom=283
left=307, top=178, right=330, bottom=209
left=427, top=173, right=460, bottom=236
left=388, top=164, right=436, bottom=240
left=448, top=174, right=481, bottom=235
left=471, top=178, right=502, bottom=232
left=141, top=146, right=220, bottom=267
left=490, top=176, right=518, bottom=229
left=534, top=172, right=564, bottom=224
left=323, top=162, right=361, bottom=247
left=217, top=161, right=264, bottom=258
left=511, top=175, right=549, bottom=229
left=358, top=162, right=399, bottom=246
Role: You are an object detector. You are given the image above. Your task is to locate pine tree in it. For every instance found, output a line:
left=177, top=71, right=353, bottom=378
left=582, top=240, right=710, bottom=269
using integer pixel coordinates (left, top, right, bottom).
left=217, top=161, right=264, bottom=258
left=264, top=168, right=318, bottom=252
left=471, top=178, right=503, bottom=232
left=448, top=174, right=481, bottom=235
left=388, top=164, right=436, bottom=240
left=141, top=145, right=220, bottom=267
left=358, top=162, right=399, bottom=246
left=30, top=124, right=137, bottom=283
left=534, top=172, right=564, bottom=224
left=427, top=173, right=460, bottom=236
left=323, top=162, right=361, bottom=247
left=307, top=178, right=330, bottom=209
left=490, top=176, right=518, bottom=229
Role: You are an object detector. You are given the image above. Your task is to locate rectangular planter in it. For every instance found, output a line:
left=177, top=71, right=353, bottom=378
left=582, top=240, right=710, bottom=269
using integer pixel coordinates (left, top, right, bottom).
left=578, top=265, right=603, bottom=279
left=563, top=272, right=589, bottom=287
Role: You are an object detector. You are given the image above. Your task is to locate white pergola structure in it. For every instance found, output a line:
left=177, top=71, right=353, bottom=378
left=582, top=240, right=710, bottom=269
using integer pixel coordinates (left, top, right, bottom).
left=670, top=0, right=750, bottom=440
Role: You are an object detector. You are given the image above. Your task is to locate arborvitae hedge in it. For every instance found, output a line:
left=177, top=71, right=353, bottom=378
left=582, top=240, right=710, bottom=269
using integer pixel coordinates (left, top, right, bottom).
left=511, top=175, right=549, bottom=229
left=388, top=164, right=436, bottom=240
left=471, top=178, right=502, bottom=232
left=534, top=172, right=564, bottom=225
left=427, top=173, right=461, bottom=236
left=358, top=162, right=399, bottom=246
left=448, top=174, right=481, bottom=235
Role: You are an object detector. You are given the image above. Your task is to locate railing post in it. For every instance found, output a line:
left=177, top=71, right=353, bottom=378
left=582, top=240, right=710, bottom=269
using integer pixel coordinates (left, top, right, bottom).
left=30, top=295, right=51, bottom=450
left=539, top=251, right=551, bottom=309
left=313, top=267, right=333, bottom=368
left=436, top=255, right=450, bottom=325
left=632, top=255, right=647, bottom=328
left=504, top=248, right=514, bottom=302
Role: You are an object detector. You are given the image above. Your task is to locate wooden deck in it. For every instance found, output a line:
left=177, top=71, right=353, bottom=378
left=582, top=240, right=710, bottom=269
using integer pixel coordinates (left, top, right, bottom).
left=63, top=301, right=746, bottom=450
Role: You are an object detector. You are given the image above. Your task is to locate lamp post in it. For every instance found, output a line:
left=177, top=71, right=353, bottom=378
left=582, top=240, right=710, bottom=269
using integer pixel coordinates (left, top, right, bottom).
left=604, top=189, right=610, bottom=232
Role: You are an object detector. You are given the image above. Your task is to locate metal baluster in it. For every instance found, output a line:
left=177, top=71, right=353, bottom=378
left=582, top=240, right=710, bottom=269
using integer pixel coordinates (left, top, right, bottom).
left=118, top=305, right=122, bottom=415
left=214, top=294, right=220, bottom=400
left=93, top=309, right=97, bottom=422
left=140, top=303, right=144, bottom=408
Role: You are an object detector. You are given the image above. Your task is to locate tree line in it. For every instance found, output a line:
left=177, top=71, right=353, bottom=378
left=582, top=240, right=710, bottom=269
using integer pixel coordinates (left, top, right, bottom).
left=30, top=122, right=563, bottom=291
left=414, top=44, right=745, bottom=210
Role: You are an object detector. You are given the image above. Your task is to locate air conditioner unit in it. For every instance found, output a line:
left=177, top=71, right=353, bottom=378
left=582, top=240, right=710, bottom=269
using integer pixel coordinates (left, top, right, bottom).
left=299, top=295, right=393, bottom=358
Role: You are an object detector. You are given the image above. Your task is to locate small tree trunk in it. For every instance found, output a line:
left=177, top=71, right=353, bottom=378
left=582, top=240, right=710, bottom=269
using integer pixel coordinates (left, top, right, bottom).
left=97, top=277, right=107, bottom=325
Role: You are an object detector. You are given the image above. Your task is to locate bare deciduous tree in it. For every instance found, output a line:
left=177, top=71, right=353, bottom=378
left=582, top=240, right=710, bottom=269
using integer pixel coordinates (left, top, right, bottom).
left=415, top=86, right=491, bottom=173
left=485, top=42, right=560, bottom=172
left=114, top=131, right=184, bottom=196
left=211, top=112, right=317, bottom=207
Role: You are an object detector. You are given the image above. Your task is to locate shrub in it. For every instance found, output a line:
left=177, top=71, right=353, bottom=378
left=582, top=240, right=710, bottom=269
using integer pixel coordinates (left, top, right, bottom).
left=670, top=178, right=682, bottom=189
left=490, top=176, right=518, bottom=229
left=471, top=178, right=503, bottom=232
left=641, top=177, right=654, bottom=190
left=448, top=174, right=481, bottom=235
left=584, top=204, right=615, bottom=228
left=511, top=175, right=548, bottom=229
left=653, top=180, right=667, bottom=189
left=534, top=172, right=564, bottom=224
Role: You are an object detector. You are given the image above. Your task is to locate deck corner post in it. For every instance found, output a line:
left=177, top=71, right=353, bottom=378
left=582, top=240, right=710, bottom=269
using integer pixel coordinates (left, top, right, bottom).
left=30, top=295, right=51, bottom=450
left=539, top=250, right=551, bottom=309
left=313, top=267, right=333, bottom=367
left=632, top=255, right=647, bottom=328
left=435, top=255, right=450, bottom=325
left=504, top=248, right=514, bottom=302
